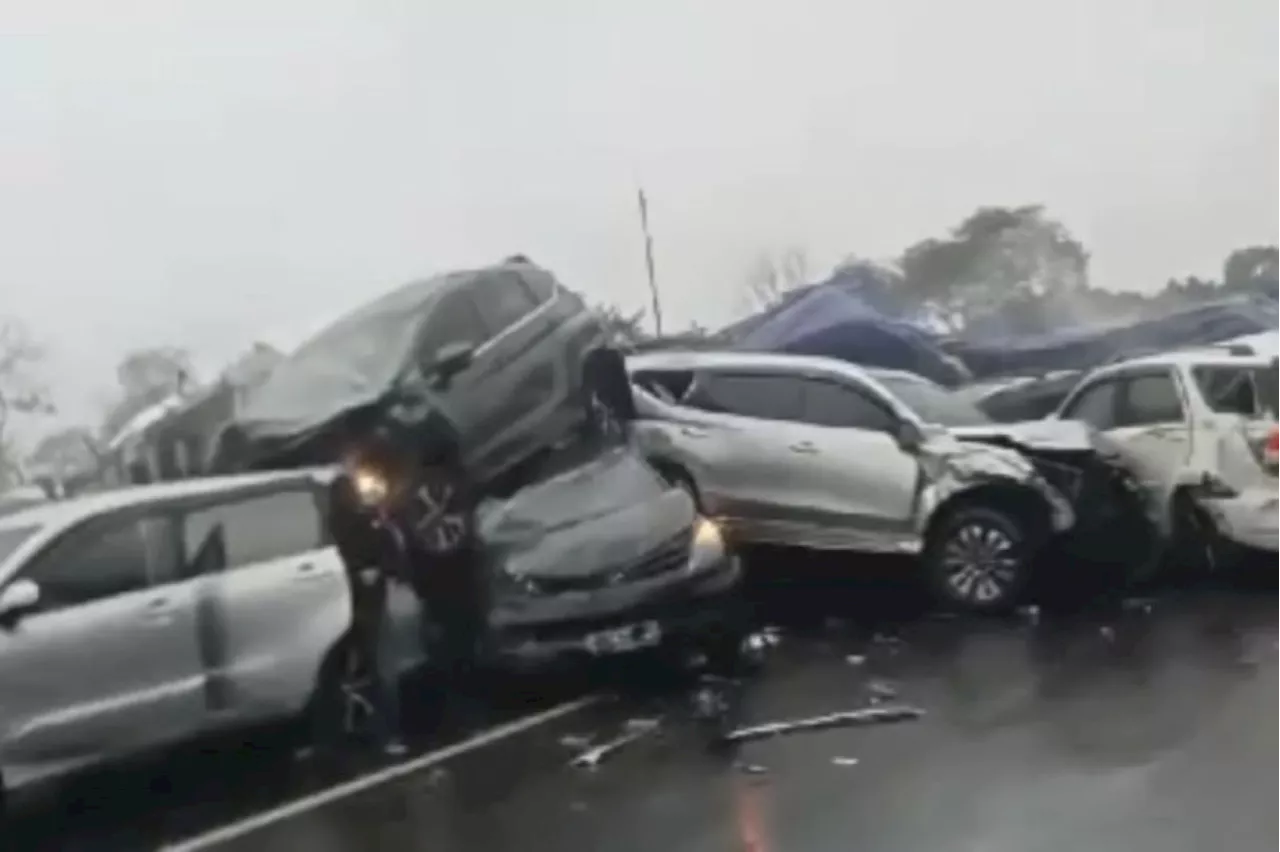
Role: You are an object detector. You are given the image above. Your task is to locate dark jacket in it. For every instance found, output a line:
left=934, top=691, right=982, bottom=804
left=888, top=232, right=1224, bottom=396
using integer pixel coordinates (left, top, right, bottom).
left=327, top=474, right=405, bottom=624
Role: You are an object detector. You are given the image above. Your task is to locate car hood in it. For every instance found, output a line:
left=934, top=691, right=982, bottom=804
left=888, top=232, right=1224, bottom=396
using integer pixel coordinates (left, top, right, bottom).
left=478, top=445, right=696, bottom=581
left=947, top=420, right=1099, bottom=454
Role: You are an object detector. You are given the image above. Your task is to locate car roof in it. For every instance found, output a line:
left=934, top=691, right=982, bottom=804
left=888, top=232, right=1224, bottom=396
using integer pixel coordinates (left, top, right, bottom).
left=1090, top=349, right=1273, bottom=378
left=626, top=349, right=878, bottom=380
left=0, top=468, right=338, bottom=535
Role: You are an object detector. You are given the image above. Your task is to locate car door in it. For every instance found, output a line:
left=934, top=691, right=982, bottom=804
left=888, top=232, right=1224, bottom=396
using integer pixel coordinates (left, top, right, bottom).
left=789, top=377, right=922, bottom=546
left=1062, top=371, right=1189, bottom=499
left=0, top=511, right=204, bottom=775
left=676, top=371, right=814, bottom=540
left=463, top=269, right=564, bottom=478
left=181, top=486, right=348, bottom=723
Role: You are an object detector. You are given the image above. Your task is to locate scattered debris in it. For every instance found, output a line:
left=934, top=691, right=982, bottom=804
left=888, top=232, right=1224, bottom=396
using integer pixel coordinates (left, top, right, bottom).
left=830, top=757, right=860, bottom=767
left=570, top=717, right=664, bottom=770
left=734, top=761, right=769, bottom=776
left=845, top=654, right=866, bottom=666
left=866, top=680, right=899, bottom=703
left=424, top=767, right=452, bottom=788
left=1017, top=604, right=1041, bottom=625
left=1121, top=597, right=1155, bottom=615
left=740, top=633, right=772, bottom=667
left=721, top=705, right=925, bottom=745
left=624, top=717, right=662, bottom=734
left=558, top=733, right=594, bottom=750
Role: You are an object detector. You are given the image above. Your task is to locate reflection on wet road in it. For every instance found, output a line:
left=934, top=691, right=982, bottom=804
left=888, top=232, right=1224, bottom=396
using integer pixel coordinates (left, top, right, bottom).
left=9, top=557, right=1278, bottom=852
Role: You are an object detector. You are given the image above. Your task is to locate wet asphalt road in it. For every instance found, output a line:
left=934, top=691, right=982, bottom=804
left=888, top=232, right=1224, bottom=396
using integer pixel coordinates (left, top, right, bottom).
left=9, top=555, right=1278, bottom=852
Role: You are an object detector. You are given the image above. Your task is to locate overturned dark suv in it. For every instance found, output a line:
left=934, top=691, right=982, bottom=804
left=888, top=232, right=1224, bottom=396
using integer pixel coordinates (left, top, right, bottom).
left=212, top=258, right=615, bottom=554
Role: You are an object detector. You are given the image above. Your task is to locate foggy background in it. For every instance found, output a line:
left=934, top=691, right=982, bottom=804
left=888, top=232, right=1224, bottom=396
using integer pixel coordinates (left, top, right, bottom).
left=2, top=0, right=1276, bottom=437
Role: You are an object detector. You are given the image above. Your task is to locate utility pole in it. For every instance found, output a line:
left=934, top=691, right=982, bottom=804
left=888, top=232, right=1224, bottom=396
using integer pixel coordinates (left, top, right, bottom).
left=637, top=188, right=664, bottom=337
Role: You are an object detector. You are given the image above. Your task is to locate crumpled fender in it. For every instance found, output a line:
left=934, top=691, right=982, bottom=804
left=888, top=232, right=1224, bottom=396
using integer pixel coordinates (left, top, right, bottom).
left=913, top=435, right=1077, bottom=537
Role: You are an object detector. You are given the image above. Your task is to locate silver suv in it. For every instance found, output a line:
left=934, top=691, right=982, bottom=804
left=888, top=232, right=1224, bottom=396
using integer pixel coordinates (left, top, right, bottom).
left=627, top=351, right=1079, bottom=611
left=0, top=470, right=423, bottom=808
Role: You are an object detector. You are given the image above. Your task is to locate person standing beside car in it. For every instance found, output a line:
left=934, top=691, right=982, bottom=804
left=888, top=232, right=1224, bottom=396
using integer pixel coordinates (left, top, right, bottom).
left=320, top=470, right=410, bottom=757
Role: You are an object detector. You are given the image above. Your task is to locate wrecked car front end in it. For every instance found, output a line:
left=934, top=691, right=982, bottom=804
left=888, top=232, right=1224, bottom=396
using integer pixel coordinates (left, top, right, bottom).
left=947, top=420, right=1160, bottom=573
left=473, top=445, right=744, bottom=671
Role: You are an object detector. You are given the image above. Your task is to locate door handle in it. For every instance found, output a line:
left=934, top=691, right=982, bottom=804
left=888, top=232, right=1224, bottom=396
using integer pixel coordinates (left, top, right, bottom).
left=679, top=426, right=709, bottom=439
left=296, top=562, right=316, bottom=573
left=144, top=597, right=170, bottom=610
left=788, top=441, right=819, bottom=454
left=141, top=597, right=173, bottom=626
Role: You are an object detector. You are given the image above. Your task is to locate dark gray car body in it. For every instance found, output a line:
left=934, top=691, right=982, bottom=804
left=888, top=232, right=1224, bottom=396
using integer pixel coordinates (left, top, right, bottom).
left=214, top=260, right=609, bottom=488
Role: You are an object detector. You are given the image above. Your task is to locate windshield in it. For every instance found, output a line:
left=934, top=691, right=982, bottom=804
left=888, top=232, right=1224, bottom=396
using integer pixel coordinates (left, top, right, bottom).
left=0, top=524, right=39, bottom=569
left=878, top=375, right=993, bottom=427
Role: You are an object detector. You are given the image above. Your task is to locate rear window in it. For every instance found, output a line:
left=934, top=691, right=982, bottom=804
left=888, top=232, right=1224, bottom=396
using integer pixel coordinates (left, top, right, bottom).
left=0, top=524, right=39, bottom=567
left=1193, top=365, right=1279, bottom=418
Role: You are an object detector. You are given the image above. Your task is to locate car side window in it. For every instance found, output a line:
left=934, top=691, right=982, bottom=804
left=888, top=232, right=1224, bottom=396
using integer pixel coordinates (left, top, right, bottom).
left=1062, top=381, right=1118, bottom=429
left=22, top=515, right=175, bottom=611
left=1117, top=373, right=1185, bottom=427
left=686, top=372, right=804, bottom=421
left=418, top=290, right=489, bottom=353
left=182, top=490, right=323, bottom=576
left=799, top=379, right=897, bottom=433
left=469, top=270, right=540, bottom=336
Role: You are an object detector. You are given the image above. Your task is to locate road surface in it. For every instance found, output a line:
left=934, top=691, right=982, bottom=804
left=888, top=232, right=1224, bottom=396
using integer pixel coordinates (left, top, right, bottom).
left=10, top=558, right=1278, bottom=852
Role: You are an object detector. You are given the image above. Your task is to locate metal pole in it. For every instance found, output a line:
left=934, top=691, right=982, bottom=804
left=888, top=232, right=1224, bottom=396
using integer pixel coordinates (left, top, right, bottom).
left=637, top=188, right=664, bottom=337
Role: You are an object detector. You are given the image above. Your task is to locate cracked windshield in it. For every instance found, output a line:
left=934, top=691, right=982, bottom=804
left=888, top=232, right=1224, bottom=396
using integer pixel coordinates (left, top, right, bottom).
left=2, top=1, right=1276, bottom=850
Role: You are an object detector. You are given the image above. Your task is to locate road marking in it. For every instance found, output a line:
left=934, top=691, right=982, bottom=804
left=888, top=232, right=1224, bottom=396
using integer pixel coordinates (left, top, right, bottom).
left=162, top=695, right=601, bottom=852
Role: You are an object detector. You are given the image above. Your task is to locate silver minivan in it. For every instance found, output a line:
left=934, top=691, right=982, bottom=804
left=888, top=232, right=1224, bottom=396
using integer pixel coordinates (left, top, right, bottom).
left=0, top=469, right=424, bottom=807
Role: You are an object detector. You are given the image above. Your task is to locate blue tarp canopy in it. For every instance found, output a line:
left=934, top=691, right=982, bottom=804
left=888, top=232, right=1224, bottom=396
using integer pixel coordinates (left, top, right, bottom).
left=944, top=296, right=1279, bottom=379
left=730, top=272, right=970, bottom=386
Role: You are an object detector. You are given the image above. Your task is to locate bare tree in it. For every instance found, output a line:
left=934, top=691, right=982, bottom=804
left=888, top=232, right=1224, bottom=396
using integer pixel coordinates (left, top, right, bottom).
left=743, top=246, right=811, bottom=311
left=0, top=318, right=54, bottom=485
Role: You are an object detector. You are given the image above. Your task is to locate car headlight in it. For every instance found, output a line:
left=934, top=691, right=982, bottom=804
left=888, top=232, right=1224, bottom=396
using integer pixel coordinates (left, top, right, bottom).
left=689, top=516, right=725, bottom=568
left=353, top=467, right=390, bottom=506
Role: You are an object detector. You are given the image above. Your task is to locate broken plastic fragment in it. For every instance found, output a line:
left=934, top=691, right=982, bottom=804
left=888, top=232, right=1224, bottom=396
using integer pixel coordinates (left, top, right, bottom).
left=845, top=654, right=866, bottom=666
left=866, top=680, right=898, bottom=703
left=1121, top=597, right=1154, bottom=615
left=830, top=757, right=860, bottom=767
left=570, top=717, right=664, bottom=770
left=720, top=705, right=925, bottom=744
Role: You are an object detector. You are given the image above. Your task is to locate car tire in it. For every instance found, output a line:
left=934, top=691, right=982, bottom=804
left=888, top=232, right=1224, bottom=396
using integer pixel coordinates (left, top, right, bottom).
left=1167, top=490, right=1239, bottom=575
left=405, top=465, right=475, bottom=557
left=923, top=505, right=1035, bottom=613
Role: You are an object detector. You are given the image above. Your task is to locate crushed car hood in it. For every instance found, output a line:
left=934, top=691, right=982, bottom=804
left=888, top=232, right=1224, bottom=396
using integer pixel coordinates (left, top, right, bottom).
left=947, top=420, right=1099, bottom=453
left=479, top=445, right=696, bottom=581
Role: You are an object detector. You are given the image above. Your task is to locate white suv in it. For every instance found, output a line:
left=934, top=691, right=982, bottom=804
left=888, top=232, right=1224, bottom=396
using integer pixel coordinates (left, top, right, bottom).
left=1052, top=349, right=1278, bottom=563
left=0, top=470, right=425, bottom=811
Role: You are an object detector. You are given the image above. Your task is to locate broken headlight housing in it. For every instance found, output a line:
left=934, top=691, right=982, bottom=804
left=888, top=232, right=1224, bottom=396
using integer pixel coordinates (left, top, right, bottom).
left=688, top=516, right=726, bottom=569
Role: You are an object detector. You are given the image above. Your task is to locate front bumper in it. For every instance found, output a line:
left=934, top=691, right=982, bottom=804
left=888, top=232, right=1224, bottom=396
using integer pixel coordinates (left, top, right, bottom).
left=480, top=554, right=744, bottom=671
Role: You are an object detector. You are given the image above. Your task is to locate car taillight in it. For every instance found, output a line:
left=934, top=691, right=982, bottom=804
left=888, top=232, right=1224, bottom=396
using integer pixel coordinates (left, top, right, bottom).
left=1262, top=426, right=1279, bottom=472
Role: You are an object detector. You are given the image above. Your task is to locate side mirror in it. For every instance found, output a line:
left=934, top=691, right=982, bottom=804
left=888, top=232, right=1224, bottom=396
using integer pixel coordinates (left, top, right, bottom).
left=894, top=420, right=924, bottom=451
left=0, top=579, right=40, bottom=625
left=423, top=341, right=476, bottom=389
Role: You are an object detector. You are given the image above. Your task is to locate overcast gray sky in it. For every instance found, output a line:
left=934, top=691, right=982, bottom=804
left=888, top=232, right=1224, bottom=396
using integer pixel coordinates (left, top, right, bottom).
left=2, top=0, right=1276, bottom=439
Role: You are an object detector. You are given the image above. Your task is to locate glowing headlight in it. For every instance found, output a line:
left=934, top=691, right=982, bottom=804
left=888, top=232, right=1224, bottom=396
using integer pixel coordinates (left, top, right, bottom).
left=353, top=468, right=389, bottom=506
left=689, top=516, right=725, bottom=566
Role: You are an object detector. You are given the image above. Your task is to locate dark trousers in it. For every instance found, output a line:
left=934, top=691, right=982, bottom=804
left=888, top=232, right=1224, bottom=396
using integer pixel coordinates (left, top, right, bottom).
left=311, top=597, right=403, bottom=750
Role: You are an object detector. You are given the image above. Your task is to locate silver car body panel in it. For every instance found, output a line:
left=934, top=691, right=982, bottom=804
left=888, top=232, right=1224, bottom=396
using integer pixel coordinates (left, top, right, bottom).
left=627, top=351, right=1074, bottom=555
left=0, top=469, right=423, bottom=794
left=1052, top=351, right=1278, bottom=551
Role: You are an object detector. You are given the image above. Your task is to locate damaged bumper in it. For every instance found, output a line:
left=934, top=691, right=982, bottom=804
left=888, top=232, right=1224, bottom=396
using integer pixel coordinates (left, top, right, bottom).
left=1202, top=489, right=1279, bottom=553
left=481, top=554, right=744, bottom=670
